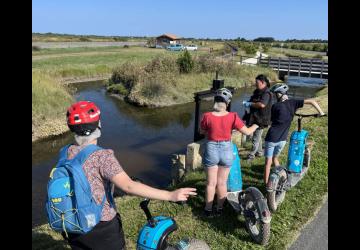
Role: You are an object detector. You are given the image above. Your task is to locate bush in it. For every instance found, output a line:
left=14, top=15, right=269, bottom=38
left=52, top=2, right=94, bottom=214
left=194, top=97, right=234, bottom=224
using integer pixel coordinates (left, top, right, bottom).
left=312, top=44, right=322, bottom=51
left=262, top=45, right=270, bottom=53
left=291, top=44, right=299, bottom=50
left=79, top=37, right=90, bottom=42
left=111, top=61, right=145, bottom=89
left=139, top=79, right=166, bottom=99
left=145, top=55, right=179, bottom=73
left=177, top=50, right=194, bottom=73
left=123, top=45, right=129, bottom=48
left=32, top=45, right=41, bottom=51
left=106, top=83, right=129, bottom=95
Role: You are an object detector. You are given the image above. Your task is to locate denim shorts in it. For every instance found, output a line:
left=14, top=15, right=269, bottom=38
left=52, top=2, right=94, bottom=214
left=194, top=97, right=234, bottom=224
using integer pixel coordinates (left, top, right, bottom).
left=265, top=141, right=287, bottom=158
left=203, top=141, right=234, bottom=168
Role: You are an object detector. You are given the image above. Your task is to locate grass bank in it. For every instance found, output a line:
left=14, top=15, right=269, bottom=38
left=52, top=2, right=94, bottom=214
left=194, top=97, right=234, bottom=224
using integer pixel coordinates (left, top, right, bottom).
left=32, top=71, right=75, bottom=142
left=107, top=53, right=278, bottom=107
left=32, top=89, right=328, bottom=250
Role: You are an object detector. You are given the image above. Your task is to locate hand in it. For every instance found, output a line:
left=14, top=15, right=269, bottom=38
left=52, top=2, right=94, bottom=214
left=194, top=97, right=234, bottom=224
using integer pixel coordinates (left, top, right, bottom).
left=169, top=188, right=197, bottom=202
left=242, top=101, right=252, bottom=108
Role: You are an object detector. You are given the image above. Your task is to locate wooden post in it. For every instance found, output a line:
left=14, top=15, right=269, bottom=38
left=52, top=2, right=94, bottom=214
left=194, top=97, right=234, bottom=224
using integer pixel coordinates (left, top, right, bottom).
left=193, top=94, right=201, bottom=142
left=309, top=59, right=312, bottom=77
left=320, top=60, right=324, bottom=78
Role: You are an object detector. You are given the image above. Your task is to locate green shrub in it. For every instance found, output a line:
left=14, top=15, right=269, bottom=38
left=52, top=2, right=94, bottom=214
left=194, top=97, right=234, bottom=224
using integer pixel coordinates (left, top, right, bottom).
left=79, top=37, right=90, bottom=42
left=32, top=45, right=41, bottom=51
left=177, top=50, right=194, bottom=73
left=145, top=55, right=179, bottom=73
left=111, top=61, right=145, bottom=89
left=106, top=83, right=129, bottom=95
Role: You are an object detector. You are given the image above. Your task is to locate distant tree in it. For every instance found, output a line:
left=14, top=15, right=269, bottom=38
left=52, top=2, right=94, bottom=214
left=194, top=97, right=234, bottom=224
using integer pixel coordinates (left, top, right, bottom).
left=254, top=37, right=275, bottom=42
left=177, top=50, right=194, bottom=73
left=312, top=44, right=322, bottom=51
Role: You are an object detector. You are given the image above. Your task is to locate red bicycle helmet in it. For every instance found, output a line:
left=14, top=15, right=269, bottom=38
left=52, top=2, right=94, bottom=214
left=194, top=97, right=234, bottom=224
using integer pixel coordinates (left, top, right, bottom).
left=66, top=101, right=101, bottom=136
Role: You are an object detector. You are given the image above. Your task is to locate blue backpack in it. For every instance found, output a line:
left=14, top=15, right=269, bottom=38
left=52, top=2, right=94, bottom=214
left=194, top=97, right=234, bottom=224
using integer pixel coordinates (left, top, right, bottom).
left=45, top=144, right=114, bottom=237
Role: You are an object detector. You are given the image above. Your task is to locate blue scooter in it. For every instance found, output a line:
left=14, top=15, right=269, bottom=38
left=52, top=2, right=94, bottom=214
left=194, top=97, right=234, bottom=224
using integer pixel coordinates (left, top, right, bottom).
left=226, top=143, right=272, bottom=245
left=266, top=113, right=327, bottom=212
left=137, top=199, right=210, bottom=250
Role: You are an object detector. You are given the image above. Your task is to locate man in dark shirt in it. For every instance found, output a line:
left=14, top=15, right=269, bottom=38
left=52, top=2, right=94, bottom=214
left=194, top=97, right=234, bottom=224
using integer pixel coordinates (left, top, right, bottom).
left=263, top=83, right=325, bottom=185
left=242, top=74, right=273, bottom=160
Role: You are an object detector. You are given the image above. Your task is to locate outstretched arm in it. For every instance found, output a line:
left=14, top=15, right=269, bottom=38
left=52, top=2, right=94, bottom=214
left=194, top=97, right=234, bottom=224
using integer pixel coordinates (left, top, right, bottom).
left=304, top=99, right=325, bottom=115
left=111, top=171, right=197, bottom=202
left=238, top=124, right=259, bottom=136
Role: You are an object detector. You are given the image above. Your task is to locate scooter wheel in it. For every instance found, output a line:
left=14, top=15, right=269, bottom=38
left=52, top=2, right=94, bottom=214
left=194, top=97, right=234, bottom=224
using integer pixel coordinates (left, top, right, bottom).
left=267, top=169, right=287, bottom=212
left=244, top=192, right=270, bottom=245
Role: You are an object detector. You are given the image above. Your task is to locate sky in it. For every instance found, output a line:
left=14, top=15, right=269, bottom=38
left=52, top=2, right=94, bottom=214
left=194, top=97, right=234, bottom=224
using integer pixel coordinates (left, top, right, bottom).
left=32, top=0, right=328, bottom=40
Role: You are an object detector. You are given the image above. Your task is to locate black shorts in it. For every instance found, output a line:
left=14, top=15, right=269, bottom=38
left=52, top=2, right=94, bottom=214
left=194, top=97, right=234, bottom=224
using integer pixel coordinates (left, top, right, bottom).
left=63, top=213, right=126, bottom=250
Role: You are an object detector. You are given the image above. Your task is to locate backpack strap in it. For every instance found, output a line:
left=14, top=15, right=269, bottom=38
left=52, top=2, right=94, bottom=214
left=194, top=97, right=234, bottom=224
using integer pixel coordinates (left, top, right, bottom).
left=72, top=144, right=103, bottom=166
left=69, top=144, right=113, bottom=209
left=63, top=144, right=103, bottom=201
left=58, top=144, right=72, bottom=164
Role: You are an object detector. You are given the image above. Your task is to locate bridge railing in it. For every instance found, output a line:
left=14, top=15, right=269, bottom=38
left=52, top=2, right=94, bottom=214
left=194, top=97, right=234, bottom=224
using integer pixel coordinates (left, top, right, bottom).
left=239, top=55, right=328, bottom=78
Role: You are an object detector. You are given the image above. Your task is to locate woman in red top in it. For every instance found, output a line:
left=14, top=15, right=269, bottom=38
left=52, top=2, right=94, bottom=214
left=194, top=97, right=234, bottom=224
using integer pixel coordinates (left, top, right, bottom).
left=200, top=88, right=259, bottom=217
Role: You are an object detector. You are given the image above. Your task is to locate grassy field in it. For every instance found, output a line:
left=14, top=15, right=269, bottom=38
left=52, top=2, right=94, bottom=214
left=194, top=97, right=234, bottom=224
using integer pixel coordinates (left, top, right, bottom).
left=32, top=33, right=146, bottom=42
left=266, top=47, right=327, bottom=60
left=32, top=88, right=328, bottom=250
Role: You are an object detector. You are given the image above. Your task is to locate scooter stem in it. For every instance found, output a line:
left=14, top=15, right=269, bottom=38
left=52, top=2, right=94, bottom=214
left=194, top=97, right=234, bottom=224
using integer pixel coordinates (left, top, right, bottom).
left=297, top=117, right=302, bottom=132
left=140, top=199, right=156, bottom=227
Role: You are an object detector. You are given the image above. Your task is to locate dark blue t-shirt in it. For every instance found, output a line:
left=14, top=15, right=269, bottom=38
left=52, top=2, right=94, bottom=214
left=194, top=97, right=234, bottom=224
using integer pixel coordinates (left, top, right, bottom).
left=265, top=99, right=304, bottom=142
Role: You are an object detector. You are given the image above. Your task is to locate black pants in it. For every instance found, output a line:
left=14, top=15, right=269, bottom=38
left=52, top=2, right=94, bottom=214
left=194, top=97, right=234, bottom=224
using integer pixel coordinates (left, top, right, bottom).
left=63, top=213, right=126, bottom=250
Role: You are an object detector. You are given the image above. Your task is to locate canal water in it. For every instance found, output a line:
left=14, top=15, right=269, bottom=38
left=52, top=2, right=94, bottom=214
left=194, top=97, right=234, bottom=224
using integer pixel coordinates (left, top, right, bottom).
left=32, top=78, right=323, bottom=227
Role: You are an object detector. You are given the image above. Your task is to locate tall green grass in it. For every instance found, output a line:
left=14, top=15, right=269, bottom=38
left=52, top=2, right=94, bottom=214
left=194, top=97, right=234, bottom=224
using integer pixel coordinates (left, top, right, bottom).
left=32, top=71, right=74, bottom=141
left=109, top=54, right=278, bottom=107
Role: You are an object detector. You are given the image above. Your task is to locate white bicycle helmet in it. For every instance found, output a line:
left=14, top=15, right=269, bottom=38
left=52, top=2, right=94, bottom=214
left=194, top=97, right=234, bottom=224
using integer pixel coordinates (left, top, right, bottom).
left=215, top=88, right=232, bottom=104
left=270, top=83, right=289, bottom=94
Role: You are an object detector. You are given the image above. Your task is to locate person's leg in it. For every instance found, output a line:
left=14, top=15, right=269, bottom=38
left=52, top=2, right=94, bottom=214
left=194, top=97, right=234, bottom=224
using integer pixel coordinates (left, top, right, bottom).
left=249, top=128, right=263, bottom=158
left=264, top=141, right=275, bottom=185
left=216, top=166, right=231, bottom=209
left=272, top=141, right=287, bottom=167
left=256, top=131, right=264, bottom=156
left=205, top=166, right=218, bottom=210
left=273, top=156, right=280, bottom=166
left=264, top=157, right=273, bottom=185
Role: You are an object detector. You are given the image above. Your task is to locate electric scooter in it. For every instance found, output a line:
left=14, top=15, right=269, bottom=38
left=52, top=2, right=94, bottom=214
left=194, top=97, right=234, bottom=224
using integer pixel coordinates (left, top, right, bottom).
left=137, top=199, right=210, bottom=250
left=226, top=143, right=272, bottom=245
left=266, top=113, right=327, bottom=212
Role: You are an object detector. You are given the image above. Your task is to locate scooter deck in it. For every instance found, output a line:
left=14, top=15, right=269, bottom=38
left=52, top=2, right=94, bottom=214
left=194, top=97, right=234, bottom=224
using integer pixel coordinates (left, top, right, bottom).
left=285, top=166, right=309, bottom=190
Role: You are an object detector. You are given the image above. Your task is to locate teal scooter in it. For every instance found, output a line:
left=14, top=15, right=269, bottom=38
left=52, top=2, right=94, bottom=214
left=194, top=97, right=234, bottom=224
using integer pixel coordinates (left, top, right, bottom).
left=226, top=143, right=272, bottom=245
left=266, top=113, right=327, bottom=212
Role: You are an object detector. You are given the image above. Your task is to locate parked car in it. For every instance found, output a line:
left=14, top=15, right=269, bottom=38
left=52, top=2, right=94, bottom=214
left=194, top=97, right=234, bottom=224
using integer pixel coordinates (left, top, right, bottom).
left=166, top=44, right=184, bottom=51
left=155, top=44, right=164, bottom=49
left=184, top=44, right=198, bottom=51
